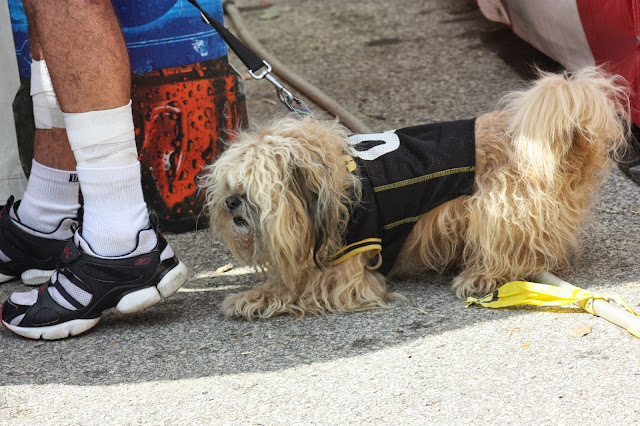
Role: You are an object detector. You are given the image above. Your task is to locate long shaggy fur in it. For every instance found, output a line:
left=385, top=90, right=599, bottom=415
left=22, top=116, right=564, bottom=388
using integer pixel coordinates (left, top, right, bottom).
left=203, top=67, right=630, bottom=319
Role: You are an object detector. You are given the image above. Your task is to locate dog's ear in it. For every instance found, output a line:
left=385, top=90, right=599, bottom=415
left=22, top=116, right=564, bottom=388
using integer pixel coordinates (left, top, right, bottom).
left=287, top=150, right=360, bottom=269
left=289, top=166, right=331, bottom=268
left=256, top=117, right=361, bottom=272
left=260, top=166, right=318, bottom=274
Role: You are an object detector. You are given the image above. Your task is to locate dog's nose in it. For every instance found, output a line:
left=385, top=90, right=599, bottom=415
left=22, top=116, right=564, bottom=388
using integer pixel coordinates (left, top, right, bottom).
left=225, top=195, right=242, bottom=211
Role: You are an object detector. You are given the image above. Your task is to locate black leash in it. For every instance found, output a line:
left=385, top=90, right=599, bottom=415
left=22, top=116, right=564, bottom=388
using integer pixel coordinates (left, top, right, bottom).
left=186, top=0, right=313, bottom=118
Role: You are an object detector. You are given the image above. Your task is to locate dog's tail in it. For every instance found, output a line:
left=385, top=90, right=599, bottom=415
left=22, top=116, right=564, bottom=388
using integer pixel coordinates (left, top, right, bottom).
left=501, top=67, right=630, bottom=184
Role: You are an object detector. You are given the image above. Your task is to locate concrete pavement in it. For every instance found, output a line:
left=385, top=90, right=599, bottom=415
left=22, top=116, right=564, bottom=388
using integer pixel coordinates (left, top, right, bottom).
left=1, top=0, right=639, bottom=424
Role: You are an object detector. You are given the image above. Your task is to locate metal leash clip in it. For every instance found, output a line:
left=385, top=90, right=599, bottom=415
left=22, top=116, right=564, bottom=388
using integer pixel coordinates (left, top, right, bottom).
left=198, top=10, right=313, bottom=118
left=198, top=11, right=313, bottom=118
left=249, top=60, right=314, bottom=119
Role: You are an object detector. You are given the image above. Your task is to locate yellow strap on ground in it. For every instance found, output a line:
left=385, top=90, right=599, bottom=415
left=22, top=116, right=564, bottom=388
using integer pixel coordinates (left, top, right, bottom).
left=465, top=281, right=638, bottom=318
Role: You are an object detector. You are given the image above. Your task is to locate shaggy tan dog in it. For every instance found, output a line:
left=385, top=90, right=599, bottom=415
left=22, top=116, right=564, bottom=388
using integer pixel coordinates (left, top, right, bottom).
left=204, top=68, right=630, bottom=320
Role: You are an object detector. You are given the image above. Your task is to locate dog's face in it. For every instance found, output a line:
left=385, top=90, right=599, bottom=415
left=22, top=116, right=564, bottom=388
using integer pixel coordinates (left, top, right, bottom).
left=204, top=117, right=361, bottom=278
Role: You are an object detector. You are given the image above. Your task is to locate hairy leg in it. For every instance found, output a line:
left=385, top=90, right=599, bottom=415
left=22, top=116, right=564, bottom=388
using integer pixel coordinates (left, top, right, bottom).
left=24, top=4, right=75, bottom=171
left=22, top=0, right=130, bottom=113
left=33, top=129, right=75, bottom=171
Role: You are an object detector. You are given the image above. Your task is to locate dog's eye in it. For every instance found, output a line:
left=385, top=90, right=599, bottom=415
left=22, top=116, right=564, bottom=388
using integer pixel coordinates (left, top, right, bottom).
left=233, top=216, right=248, bottom=227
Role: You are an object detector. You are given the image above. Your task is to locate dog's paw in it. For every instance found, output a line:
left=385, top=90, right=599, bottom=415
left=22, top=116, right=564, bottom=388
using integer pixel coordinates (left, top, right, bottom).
left=221, top=290, right=303, bottom=320
left=451, top=274, right=501, bottom=299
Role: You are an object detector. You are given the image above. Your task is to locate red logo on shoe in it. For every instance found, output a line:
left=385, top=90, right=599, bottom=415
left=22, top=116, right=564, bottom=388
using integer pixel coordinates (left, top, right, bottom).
left=64, top=245, right=73, bottom=259
left=135, top=257, right=151, bottom=266
left=38, top=284, right=47, bottom=293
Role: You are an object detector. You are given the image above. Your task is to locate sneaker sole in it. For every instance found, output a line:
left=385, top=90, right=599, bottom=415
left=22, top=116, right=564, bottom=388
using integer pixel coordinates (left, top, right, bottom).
left=2, top=316, right=101, bottom=340
left=117, top=261, right=189, bottom=313
left=2, top=261, right=189, bottom=340
left=0, top=269, right=54, bottom=286
left=21, top=269, right=55, bottom=286
left=0, top=272, right=16, bottom=284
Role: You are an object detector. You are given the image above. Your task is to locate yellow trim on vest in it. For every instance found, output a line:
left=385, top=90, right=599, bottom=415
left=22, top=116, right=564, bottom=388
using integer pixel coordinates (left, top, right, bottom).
left=383, top=214, right=424, bottom=230
left=373, top=166, right=475, bottom=193
left=330, top=245, right=382, bottom=265
left=332, top=238, right=382, bottom=256
left=330, top=238, right=382, bottom=265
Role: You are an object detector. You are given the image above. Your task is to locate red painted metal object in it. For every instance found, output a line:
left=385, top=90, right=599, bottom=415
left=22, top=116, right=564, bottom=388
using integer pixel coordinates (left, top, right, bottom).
left=132, top=57, right=247, bottom=232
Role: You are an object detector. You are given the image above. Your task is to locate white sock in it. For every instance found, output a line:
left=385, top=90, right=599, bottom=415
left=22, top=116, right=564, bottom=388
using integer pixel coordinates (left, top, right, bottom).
left=63, top=101, right=152, bottom=256
left=76, top=163, right=150, bottom=256
left=16, top=159, right=80, bottom=233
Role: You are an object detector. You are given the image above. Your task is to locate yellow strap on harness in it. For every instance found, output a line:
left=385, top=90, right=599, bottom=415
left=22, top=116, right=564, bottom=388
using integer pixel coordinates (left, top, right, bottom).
left=466, top=281, right=639, bottom=336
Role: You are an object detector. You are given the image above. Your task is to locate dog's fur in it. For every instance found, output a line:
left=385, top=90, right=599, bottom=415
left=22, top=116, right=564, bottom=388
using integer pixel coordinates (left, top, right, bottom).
left=203, top=68, right=630, bottom=320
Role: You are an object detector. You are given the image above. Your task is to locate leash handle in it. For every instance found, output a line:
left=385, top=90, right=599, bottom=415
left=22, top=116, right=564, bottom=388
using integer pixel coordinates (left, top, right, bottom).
left=187, top=0, right=314, bottom=117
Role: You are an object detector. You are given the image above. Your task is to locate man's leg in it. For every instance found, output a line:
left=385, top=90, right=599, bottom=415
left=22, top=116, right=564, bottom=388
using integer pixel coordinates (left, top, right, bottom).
left=26, top=0, right=146, bottom=256
left=1, top=0, right=188, bottom=340
left=24, top=0, right=131, bottom=112
left=0, top=28, right=79, bottom=285
left=19, top=35, right=79, bottom=231
left=29, top=30, right=76, bottom=171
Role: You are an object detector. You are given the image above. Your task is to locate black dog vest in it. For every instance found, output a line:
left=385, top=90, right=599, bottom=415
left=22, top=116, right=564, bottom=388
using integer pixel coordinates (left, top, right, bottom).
left=331, top=118, right=476, bottom=275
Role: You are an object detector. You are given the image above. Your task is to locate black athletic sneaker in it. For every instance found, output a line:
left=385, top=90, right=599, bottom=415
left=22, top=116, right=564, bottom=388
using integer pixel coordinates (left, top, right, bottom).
left=0, top=196, right=77, bottom=285
left=1, top=216, right=188, bottom=340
